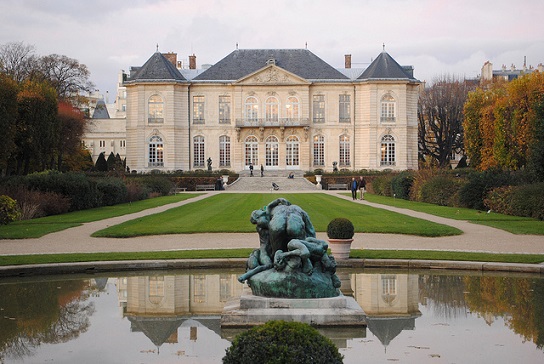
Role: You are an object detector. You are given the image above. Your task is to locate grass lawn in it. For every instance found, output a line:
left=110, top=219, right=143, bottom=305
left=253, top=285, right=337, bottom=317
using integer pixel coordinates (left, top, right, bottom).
left=0, top=193, right=201, bottom=239
left=91, top=193, right=462, bottom=238
left=361, top=194, right=544, bottom=235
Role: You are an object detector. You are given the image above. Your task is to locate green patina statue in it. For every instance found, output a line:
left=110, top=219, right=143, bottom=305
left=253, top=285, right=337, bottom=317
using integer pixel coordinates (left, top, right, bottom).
left=239, top=198, right=341, bottom=298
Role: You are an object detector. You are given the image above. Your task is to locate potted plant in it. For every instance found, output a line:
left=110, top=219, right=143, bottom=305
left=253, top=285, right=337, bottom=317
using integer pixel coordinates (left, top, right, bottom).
left=326, top=217, right=355, bottom=260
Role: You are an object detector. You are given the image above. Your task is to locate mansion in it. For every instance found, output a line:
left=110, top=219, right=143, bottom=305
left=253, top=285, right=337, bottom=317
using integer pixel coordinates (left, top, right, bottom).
left=84, top=48, right=420, bottom=173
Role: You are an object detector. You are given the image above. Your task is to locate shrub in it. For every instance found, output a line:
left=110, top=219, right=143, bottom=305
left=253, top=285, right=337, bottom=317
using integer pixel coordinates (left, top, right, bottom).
left=484, top=186, right=514, bottom=215
left=125, top=180, right=149, bottom=202
left=458, top=169, right=516, bottom=210
left=509, top=183, right=544, bottom=220
left=391, top=171, right=414, bottom=200
left=137, top=175, right=174, bottom=195
left=95, top=177, right=128, bottom=206
left=371, top=174, right=394, bottom=196
left=327, top=217, right=355, bottom=239
left=223, top=320, right=343, bottom=364
left=0, top=195, right=20, bottom=225
left=419, top=175, right=462, bottom=206
left=0, top=186, right=71, bottom=219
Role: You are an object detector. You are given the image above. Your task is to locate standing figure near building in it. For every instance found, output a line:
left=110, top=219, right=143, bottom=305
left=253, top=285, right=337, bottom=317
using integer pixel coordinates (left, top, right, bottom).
left=260, top=164, right=264, bottom=177
left=249, top=163, right=254, bottom=177
left=350, top=177, right=358, bottom=200
left=358, top=176, right=366, bottom=200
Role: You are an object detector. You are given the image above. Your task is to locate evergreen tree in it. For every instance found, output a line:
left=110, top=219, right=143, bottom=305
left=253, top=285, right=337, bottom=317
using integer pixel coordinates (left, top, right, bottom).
left=95, top=152, right=108, bottom=172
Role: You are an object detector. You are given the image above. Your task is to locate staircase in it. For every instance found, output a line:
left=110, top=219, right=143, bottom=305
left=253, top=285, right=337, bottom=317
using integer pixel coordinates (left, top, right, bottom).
left=226, top=170, right=318, bottom=191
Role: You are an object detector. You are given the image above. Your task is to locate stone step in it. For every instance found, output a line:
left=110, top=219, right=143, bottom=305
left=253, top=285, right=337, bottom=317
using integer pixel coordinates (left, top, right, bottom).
left=226, top=176, right=318, bottom=191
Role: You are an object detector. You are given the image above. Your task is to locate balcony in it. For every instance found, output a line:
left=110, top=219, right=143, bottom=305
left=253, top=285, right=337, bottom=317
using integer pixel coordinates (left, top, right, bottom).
left=235, top=118, right=310, bottom=128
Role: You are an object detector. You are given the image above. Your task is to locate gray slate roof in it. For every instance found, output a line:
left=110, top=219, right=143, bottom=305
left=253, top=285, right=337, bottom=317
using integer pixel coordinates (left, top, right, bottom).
left=92, top=100, right=110, bottom=119
left=127, top=52, right=186, bottom=82
left=194, top=49, right=349, bottom=81
left=359, top=51, right=418, bottom=81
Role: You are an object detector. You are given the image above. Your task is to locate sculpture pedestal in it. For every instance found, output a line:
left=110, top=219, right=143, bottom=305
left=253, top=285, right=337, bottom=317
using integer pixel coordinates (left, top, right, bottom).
left=221, top=287, right=366, bottom=327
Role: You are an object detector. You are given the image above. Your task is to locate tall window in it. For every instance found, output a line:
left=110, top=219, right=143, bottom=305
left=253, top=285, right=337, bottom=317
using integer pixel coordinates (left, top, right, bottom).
left=219, top=135, right=231, bottom=167
left=148, top=95, right=164, bottom=123
left=193, top=135, right=205, bottom=167
left=285, top=135, right=300, bottom=167
left=265, top=136, right=279, bottom=167
left=285, top=96, right=299, bottom=121
left=313, top=95, right=325, bottom=123
left=339, top=94, right=351, bottom=123
left=245, top=136, right=258, bottom=166
left=265, top=96, right=279, bottom=122
left=193, top=96, right=205, bottom=124
left=148, top=135, right=163, bottom=167
left=148, top=276, right=165, bottom=304
left=245, top=96, right=259, bottom=122
left=339, top=135, right=350, bottom=166
left=381, top=93, right=396, bottom=122
left=381, top=135, right=396, bottom=166
left=381, top=274, right=397, bottom=304
left=219, top=96, right=231, bottom=123
left=313, top=135, right=325, bottom=166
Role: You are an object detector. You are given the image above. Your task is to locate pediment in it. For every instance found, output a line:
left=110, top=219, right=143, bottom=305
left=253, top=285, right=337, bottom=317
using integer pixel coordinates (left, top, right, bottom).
left=235, top=65, right=310, bottom=86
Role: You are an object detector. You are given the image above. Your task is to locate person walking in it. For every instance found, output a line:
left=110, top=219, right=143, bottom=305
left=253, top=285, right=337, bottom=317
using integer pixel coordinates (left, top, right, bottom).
left=260, top=164, right=264, bottom=177
left=358, top=176, right=366, bottom=200
left=350, top=177, right=358, bottom=200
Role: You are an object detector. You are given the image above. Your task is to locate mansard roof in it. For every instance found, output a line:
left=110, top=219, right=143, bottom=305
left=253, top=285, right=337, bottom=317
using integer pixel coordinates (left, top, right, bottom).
left=127, top=52, right=186, bottom=83
left=194, top=49, right=349, bottom=81
left=92, top=100, right=110, bottom=119
left=358, top=51, right=418, bottom=81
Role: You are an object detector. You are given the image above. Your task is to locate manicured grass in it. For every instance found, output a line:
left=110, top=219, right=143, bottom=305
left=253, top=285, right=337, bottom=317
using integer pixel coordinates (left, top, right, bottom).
left=92, top=193, right=462, bottom=238
left=0, top=193, right=201, bottom=239
left=1, top=249, right=543, bottom=266
left=362, top=194, right=544, bottom=235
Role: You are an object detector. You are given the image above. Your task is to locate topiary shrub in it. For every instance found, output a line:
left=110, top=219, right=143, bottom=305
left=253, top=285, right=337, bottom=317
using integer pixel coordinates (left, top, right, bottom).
left=0, top=195, right=20, bottom=225
left=326, top=217, right=355, bottom=239
left=223, top=320, right=343, bottom=364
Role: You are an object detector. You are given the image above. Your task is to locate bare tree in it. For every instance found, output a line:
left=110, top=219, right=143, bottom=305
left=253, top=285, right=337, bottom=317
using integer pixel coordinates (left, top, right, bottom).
left=0, top=42, right=38, bottom=82
left=37, top=54, right=94, bottom=101
left=418, top=76, right=476, bottom=167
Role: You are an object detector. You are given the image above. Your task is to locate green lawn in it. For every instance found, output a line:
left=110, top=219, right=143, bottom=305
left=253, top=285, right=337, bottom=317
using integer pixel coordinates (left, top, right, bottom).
left=362, top=194, right=544, bottom=235
left=91, top=193, right=462, bottom=238
left=0, top=193, right=201, bottom=239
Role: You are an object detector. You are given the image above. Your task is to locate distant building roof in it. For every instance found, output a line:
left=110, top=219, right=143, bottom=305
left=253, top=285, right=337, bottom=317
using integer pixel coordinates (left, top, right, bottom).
left=92, top=99, right=110, bottom=119
left=193, top=49, right=349, bottom=81
left=358, top=51, right=418, bottom=81
left=127, top=52, right=186, bottom=83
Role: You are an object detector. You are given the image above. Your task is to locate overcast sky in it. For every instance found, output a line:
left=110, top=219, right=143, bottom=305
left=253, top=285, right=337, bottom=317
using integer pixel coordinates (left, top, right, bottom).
left=1, top=0, right=543, bottom=99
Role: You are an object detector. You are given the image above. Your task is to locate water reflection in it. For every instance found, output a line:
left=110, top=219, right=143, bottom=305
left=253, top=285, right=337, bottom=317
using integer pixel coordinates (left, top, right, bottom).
left=1, top=270, right=544, bottom=363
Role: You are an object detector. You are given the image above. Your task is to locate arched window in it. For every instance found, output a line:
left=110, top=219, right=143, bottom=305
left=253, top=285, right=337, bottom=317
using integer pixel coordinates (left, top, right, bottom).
left=148, top=135, right=163, bottom=167
left=285, top=135, right=299, bottom=167
left=148, top=276, right=165, bottom=304
left=381, top=274, right=397, bottom=304
left=285, top=96, right=299, bottom=122
left=380, top=93, right=396, bottom=122
left=265, top=96, right=279, bottom=123
left=381, top=135, right=396, bottom=166
left=313, top=135, right=325, bottom=166
left=245, top=136, right=258, bottom=167
left=339, top=135, right=350, bottom=166
left=148, top=94, right=164, bottom=123
left=265, top=136, right=279, bottom=167
left=244, top=96, right=259, bottom=123
left=193, top=135, right=205, bottom=167
left=219, top=135, right=231, bottom=167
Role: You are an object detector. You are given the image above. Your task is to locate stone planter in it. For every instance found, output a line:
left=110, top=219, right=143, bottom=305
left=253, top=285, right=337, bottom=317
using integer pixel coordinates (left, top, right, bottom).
left=222, top=175, right=229, bottom=184
left=328, top=238, right=353, bottom=260
left=315, top=174, right=322, bottom=189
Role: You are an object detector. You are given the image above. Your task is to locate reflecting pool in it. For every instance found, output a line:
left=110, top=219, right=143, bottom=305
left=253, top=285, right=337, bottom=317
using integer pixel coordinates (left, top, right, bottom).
left=1, top=269, right=544, bottom=363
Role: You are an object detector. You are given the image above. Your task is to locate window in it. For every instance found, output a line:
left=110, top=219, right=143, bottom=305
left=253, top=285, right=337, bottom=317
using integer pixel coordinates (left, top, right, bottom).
left=245, top=96, right=259, bottom=122
left=313, top=135, right=325, bottom=166
left=339, top=135, right=350, bottom=166
left=381, top=93, right=396, bottom=122
left=285, top=135, right=300, bottom=166
left=193, top=135, right=205, bottom=167
left=245, top=136, right=259, bottom=166
left=219, top=135, right=231, bottom=167
left=313, top=95, right=325, bottom=123
left=381, top=274, right=397, bottom=304
left=285, top=97, right=299, bottom=121
left=148, top=135, right=163, bottom=167
left=193, top=96, right=205, bottom=124
left=265, top=96, right=279, bottom=122
left=120, top=140, right=126, bottom=148
left=99, top=140, right=106, bottom=148
left=381, top=135, right=396, bottom=166
left=265, top=136, right=279, bottom=167
left=339, top=94, right=351, bottom=123
left=219, top=96, right=231, bottom=123
left=148, top=276, right=164, bottom=304
left=148, top=95, right=164, bottom=123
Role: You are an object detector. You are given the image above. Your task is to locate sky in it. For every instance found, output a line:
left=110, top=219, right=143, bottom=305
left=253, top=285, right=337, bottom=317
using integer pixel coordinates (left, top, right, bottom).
left=1, top=0, right=543, bottom=100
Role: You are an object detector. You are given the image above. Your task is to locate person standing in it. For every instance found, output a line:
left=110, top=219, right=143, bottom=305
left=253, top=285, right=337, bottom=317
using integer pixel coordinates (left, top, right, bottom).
left=249, top=163, right=254, bottom=177
left=358, top=176, right=366, bottom=200
left=260, top=164, right=264, bottom=177
left=350, top=177, right=358, bottom=200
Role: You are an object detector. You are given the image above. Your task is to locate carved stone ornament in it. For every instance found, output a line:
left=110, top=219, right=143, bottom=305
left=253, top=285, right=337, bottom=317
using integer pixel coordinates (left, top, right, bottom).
left=235, top=127, right=241, bottom=142
left=304, top=126, right=310, bottom=141
left=253, top=68, right=289, bottom=83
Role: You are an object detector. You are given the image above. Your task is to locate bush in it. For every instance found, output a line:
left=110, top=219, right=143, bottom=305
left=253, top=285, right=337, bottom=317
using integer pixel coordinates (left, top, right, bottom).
left=419, top=175, right=462, bottom=206
left=458, top=169, right=517, bottom=210
left=391, top=171, right=414, bottom=200
left=0, top=195, right=20, bottom=225
left=223, top=320, right=343, bottom=364
left=137, top=175, right=174, bottom=195
left=125, top=180, right=149, bottom=202
left=371, top=174, right=394, bottom=196
left=327, top=217, right=355, bottom=239
left=95, top=177, right=128, bottom=206
left=0, top=186, right=71, bottom=219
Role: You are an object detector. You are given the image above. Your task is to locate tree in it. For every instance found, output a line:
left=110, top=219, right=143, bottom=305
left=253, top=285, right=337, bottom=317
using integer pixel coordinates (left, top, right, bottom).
left=418, top=76, right=475, bottom=168
left=56, top=101, right=86, bottom=171
left=0, top=74, right=18, bottom=175
left=0, top=41, right=38, bottom=82
left=94, top=152, right=108, bottom=172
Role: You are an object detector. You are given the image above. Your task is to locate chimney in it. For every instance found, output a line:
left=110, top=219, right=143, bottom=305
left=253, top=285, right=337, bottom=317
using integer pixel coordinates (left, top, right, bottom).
left=345, top=54, right=352, bottom=69
left=163, top=52, right=177, bottom=66
left=189, top=54, right=196, bottom=70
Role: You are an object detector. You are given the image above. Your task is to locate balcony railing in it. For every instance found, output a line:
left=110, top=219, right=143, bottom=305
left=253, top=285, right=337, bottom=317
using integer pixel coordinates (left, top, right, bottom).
left=235, top=118, right=310, bottom=128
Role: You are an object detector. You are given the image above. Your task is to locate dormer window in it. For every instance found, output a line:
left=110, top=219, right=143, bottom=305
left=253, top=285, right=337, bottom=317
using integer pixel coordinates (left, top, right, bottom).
left=266, top=58, right=276, bottom=66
